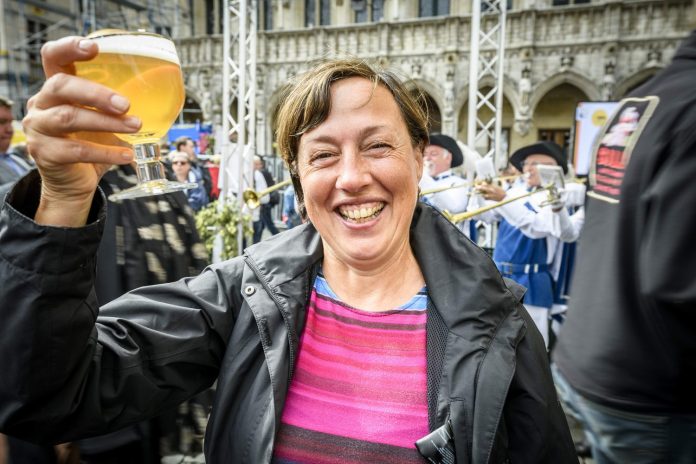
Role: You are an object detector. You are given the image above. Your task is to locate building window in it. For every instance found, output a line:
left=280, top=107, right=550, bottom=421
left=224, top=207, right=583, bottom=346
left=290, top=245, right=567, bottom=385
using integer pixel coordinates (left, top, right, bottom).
left=320, top=0, right=331, bottom=26
left=419, top=0, right=450, bottom=17
left=261, top=0, right=273, bottom=30
left=306, top=0, right=331, bottom=27
left=205, top=0, right=224, bottom=35
left=538, top=129, right=571, bottom=153
left=305, top=0, right=316, bottom=26
left=552, top=0, right=591, bottom=6
left=354, top=0, right=385, bottom=23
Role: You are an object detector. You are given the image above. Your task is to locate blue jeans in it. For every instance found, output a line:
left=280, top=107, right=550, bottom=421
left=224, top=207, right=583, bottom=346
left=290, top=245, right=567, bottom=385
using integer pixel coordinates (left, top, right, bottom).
left=552, top=364, right=696, bottom=464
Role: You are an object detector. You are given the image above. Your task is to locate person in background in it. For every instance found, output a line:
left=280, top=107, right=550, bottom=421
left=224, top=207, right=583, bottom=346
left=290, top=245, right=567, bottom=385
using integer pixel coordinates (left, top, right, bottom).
left=257, top=156, right=280, bottom=238
left=282, top=183, right=300, bottom=229
left=553, top=10, right=696, bottom=462
left=471, top=141, right=584, bottom=347
left=0, top=97, right=33, bottom=197
left=0, top=37, right=576, bottom=463
left=419, top=133, right=476, bottom=239
left=251, top=155, right=276, bottom=243
left=176, top=136, right=213, bottom=206
left=170, top=150, right=209, bottom=212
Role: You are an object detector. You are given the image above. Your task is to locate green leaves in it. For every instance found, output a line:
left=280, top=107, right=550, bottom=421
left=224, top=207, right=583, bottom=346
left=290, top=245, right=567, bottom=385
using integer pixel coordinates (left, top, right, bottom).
left=195, top=199, right=253, bottom=260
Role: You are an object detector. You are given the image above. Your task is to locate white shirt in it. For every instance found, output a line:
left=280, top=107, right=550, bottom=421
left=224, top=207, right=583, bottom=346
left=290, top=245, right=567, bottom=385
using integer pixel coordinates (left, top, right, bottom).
left=420, top=170, right=475, bottom=237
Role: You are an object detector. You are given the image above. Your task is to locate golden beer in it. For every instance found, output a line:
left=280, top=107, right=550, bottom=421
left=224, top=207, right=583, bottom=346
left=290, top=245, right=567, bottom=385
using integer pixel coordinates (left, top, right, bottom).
left=75, top=31, right=184, bottom=145
left=74, top=30, right=195, bottom=200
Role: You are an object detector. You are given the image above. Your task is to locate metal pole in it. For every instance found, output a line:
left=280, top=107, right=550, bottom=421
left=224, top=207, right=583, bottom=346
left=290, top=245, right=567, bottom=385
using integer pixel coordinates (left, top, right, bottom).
left=467, top=0, right=481, bottom=152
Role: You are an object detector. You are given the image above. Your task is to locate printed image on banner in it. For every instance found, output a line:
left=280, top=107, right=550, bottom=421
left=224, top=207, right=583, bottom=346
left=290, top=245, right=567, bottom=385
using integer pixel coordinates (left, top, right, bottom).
left=588, top=97, right=658, bottom=203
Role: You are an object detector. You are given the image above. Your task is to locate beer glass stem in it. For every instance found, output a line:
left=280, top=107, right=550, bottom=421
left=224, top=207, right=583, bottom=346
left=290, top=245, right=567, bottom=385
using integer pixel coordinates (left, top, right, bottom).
left=133, top=143, right=167, bottom=183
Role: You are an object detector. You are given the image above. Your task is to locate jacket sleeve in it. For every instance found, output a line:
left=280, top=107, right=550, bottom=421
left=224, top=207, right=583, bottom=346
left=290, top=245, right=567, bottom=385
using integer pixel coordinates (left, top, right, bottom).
left=0, top=173, right=240, bottom=444
left=497, top=192, right=582, bottom=242
left=638, top=105, right=696, bottom=308
left=503, top=307, right=577, bottom=463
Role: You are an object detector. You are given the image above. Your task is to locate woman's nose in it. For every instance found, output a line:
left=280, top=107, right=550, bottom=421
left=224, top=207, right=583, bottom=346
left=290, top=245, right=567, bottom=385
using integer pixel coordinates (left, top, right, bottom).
left=335, top=152, right=371, bottom=192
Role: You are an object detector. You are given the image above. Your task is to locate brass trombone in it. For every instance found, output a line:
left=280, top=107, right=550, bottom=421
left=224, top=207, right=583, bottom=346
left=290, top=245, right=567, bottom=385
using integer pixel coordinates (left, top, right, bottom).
left=419, top=175, right=521, bottom=197
left=243, top=179, right=292, bottom=209
left=443, top=182, right=560, bottom=223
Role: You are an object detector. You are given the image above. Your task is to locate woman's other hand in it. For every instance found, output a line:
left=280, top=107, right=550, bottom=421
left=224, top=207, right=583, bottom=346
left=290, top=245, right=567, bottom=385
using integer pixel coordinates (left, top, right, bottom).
left=23, top=36, right=141, bottom=226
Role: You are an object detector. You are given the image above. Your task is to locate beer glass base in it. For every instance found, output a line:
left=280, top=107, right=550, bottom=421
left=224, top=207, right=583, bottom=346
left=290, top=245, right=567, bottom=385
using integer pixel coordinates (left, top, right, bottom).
left=108, top=179, right=198, bottom=201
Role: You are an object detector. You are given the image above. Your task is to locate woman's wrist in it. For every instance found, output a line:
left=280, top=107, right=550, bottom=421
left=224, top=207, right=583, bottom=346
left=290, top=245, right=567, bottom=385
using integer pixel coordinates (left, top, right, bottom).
left=35, top=190, right=95, bottom=227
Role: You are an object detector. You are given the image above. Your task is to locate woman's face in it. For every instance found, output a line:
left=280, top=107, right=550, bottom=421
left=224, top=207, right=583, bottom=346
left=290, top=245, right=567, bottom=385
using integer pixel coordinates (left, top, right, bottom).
left=522, top=154, right=557, bottom=188
left=297, top=77, right=423, bottom=268
left=172, top=157, right=191, bottom=180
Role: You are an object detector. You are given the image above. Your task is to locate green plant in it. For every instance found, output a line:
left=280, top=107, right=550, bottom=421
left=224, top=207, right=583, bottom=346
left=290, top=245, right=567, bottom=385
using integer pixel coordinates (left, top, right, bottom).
left=195, top=199, right=253, bottom=261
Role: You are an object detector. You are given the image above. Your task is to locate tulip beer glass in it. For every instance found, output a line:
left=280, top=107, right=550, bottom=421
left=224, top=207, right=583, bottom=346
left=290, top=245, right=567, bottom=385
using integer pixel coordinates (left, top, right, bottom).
left=75, top=30, right=196, bottom=200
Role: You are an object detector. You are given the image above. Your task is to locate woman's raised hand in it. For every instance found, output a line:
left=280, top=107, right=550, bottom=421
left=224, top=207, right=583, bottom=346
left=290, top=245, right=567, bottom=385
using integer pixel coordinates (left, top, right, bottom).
left=23, top=36, right=141, bottom=226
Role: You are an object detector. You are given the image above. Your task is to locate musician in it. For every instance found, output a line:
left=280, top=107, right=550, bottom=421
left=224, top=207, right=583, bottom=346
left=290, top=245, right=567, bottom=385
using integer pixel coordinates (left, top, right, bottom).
left=419, top=133, right=475, bottom=238
left=472, top=141, right=584, bottom=346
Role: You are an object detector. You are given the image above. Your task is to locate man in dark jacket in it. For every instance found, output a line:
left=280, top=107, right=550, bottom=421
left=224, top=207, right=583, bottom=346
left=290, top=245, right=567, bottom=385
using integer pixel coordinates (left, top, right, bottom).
left=553, top=15, right=696, bottom=463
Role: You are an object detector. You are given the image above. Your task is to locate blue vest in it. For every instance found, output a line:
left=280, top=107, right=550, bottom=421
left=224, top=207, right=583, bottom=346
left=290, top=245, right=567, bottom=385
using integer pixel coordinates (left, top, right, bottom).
left=493, top=202, right=553, bottom=308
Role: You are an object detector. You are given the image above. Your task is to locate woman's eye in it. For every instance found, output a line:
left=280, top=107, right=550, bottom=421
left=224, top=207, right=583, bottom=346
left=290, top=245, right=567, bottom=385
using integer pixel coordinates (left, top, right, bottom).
left=367, top=143, right=390, bottom=152
left=310, top=152, right=335, bottom=163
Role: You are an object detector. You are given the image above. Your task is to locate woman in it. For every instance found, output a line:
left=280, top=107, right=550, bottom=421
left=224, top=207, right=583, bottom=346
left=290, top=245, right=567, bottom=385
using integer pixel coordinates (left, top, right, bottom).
left=169, top=150, right=209, bottom=211
left=0, top=36, right=575, bottom=463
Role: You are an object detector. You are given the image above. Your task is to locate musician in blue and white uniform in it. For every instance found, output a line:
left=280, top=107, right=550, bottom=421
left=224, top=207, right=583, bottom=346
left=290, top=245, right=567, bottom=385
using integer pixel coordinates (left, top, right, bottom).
left=471, top=141, right=585, bottom=346
left=419, top=133, right=475, bottom=238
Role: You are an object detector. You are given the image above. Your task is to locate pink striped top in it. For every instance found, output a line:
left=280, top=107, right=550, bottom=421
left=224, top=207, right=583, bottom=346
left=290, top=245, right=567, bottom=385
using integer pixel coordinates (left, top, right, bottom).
left=271, top=274, right=429, bottom=464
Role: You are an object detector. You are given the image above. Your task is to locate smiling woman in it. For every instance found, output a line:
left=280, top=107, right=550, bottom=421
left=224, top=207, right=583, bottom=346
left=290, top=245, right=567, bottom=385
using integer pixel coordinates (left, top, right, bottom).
left=0, top=41, right=576, bottom=464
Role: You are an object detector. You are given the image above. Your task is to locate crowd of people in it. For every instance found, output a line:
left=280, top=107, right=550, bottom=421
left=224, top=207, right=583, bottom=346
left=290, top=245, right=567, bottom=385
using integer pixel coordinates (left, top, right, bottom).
left=0, top=13, right=694, bottom=462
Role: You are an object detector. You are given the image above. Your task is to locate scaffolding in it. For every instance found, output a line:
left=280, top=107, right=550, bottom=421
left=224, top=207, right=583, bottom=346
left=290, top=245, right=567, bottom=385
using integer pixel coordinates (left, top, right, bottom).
left=468, top=0, right=507, bottom=250
left=219, top=0, right=257, bottom=257
left=467, top=0, right=507, bottom=169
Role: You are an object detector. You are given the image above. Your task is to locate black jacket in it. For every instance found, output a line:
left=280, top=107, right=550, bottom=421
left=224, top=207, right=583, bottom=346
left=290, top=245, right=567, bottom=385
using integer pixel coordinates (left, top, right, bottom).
left=554, top=30, right=696, bottom=414
left=0, top=173, right=575, bottom=463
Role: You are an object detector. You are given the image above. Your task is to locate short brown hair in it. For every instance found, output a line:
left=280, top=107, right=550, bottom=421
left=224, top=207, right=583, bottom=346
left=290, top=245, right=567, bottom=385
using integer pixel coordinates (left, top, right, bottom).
left=275, top=59, right=429, bottom=219
left=0, top=96, right=13, bottom=109
left=175, top=136, right=193, bottom=151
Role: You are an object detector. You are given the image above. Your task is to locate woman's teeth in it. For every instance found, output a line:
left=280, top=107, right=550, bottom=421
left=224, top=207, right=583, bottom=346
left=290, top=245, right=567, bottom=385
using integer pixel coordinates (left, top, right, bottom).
left=339, top=204, right=384, bottom=222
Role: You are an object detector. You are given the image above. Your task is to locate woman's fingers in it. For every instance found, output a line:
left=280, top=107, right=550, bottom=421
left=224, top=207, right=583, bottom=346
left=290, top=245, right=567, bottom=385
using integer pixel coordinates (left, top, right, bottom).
left=40, top=36, right=98, bottom=78
left=26, top=127, right=134, bottom=166
left=30, top=73, right=132, bottom=116
left=25, top=102, right=140, bottom=137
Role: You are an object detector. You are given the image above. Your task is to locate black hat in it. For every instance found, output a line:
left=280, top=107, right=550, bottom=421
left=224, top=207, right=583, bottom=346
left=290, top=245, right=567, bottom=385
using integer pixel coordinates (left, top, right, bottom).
left=428, top=133, right=463, bottom=168
left=509, top=141, right=567, bottom=174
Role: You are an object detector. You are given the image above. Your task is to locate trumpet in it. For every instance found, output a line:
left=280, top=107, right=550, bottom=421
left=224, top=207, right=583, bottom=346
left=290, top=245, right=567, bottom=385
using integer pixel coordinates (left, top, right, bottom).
left=443, top=182, right=560, bottom=223
left=243, top=179, right=291, bottom=209
left=419, top=174, right=521, bottom=197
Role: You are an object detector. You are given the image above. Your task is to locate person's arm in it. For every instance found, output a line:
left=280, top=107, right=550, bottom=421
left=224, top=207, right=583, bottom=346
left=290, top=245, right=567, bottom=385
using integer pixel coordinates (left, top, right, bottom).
left=0, top=178, right=238, bottom=442
left=495, top=191, right=582, bottom=242
left=429, top=178, right=470, bottom=215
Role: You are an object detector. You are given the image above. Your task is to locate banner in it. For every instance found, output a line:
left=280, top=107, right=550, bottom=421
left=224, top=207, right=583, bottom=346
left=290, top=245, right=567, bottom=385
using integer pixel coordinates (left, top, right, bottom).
left=573, top=102, right=619, bottom=175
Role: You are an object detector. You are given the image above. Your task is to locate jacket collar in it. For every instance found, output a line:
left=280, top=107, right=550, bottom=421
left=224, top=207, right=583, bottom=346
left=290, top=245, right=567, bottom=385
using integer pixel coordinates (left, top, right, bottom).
left=245, top=203, right=523, bottom=342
